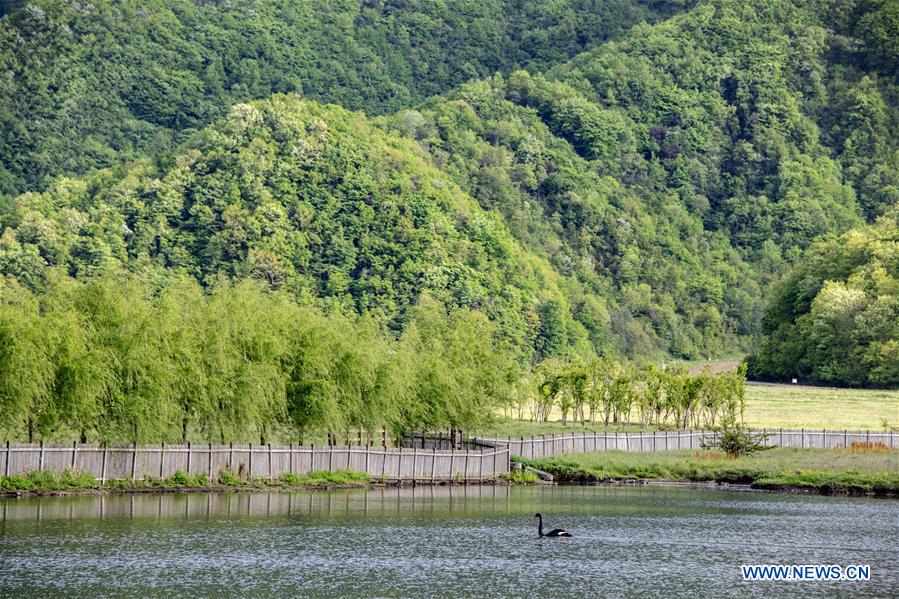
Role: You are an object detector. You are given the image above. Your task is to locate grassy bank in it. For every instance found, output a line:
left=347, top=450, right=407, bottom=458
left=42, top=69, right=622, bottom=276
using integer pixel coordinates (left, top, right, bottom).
left=0, top=468, right=373, bottom=496
left=520, top=448, right=899, bottom=496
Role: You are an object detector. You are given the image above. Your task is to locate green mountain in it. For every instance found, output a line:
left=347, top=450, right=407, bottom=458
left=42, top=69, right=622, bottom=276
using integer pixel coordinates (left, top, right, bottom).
left=0, top=0, right=678, bottom=196
left=0, top=0, right=896, bottom=401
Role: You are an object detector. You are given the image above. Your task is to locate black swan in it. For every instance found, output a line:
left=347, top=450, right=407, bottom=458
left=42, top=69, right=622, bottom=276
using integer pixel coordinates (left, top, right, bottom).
left=535, top=513, right=572, bottom=537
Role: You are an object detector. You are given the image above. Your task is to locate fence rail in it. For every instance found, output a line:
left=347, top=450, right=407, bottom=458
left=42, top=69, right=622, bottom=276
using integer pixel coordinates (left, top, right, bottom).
left=0, top=442, right=509, bottom=483
left=4, top=429, right=894, bottom=481
left=473, top=429, right=899, bottom=459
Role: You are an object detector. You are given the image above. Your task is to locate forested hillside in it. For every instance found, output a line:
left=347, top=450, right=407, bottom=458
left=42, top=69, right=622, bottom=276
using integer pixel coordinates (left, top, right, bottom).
left=0, top=0, right=896, bottom=442
left=748, top=211, right=898, bottom=387
left=0, top=0, right=680, bottom=196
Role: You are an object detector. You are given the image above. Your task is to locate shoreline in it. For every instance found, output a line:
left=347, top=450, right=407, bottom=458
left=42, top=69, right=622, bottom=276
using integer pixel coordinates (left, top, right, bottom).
left=3, top=476, right=896, bottom=500
left=0, top=478, right=513, bottom=499
left=517, top=448, right=899, bottom=499
left=559, top=477, right=899, bottom=498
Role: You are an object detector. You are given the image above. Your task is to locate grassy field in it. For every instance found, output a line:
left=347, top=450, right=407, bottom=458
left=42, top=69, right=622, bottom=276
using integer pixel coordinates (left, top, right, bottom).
left=742, top=383, right=898, bottom=429
left=483, top=383, right=898, bottom=435
left=522, top=447, right=899, bottom=495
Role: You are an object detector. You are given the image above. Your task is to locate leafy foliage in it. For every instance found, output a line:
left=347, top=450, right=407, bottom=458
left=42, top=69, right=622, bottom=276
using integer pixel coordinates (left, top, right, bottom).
left=701, top=420, right=770, bottom=457
left=0, top=0, right=668, bottom=195
left=529, top=359, right=747, bottom=429
left=0, top=0, right=895, bottom=444
left=747, top=212, right=899, bottom=387
left=0, top=274, right=518, bottom=442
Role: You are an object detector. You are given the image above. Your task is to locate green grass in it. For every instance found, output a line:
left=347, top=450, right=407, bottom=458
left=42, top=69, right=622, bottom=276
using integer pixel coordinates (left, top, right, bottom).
left=504, top=469, right=539, bottom=484
left=0, top=468, right=99, bottom=492
left=280, top=469, right=371, bottom=486
left=484, top=383, right=898, bottom=435
left=742, top=384, right=898, bottom=430
left=523, top=447, right=899, bottom=495
left=0, top=468, right=372, bottom=493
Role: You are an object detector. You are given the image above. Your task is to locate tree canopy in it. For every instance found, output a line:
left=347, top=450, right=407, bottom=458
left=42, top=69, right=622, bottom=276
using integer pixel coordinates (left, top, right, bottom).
left=0, top=0, right=896, bottom=441
left=748, top=211, right=899, bottom=387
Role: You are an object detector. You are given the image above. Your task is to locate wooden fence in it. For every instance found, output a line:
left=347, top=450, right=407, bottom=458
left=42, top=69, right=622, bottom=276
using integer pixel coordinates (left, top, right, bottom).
left=473, top=429, right=899, bottom=459
left=0, top=442, right=509, bottom=483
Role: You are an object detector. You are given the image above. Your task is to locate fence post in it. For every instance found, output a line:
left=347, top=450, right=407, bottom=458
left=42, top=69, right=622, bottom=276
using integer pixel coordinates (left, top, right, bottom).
left=268, top=443, right=273, bottom=480
left=328, top=444, right=333, bottom=472
left=381, top=446, right=387, bottom=481
left=101, top=444, right=108, bottom=483
left=652, top=431, right=656, bottom=452
left=159, top=443, right=165, bottom=478
left=4, top=441, right=9, bottom=476
left=779, top=428, right=783, bottom=447
left=187, top=442, right=192, bottom=476
left=38, top=441, right=44, bottom=471
left=822, top=428, right=825, bottom=449
left=72, top=441, right=78, bottom=470
left=479, top=447, right=484, bottom=481
left=866, top=430, right=870, bottom=446
left=365, top=444, right=370, bottom=475
left=844, top=429, right=848, bottom=449
left=131, top=442, right=138, bottom=480
left=229, top=442, right=233, bottom=472
left=450, top=446, right=455, bottom=480
left=249, top=443, right=253, bottom=478
left=431, top=447, right=437, bottom=482
left=208, top=443, right=213, bottom=479
left=801, top=428, right=804, bottom=449
left=412, top=446, right=417, bottom=484
left=464, top=447, right=470, bottom=483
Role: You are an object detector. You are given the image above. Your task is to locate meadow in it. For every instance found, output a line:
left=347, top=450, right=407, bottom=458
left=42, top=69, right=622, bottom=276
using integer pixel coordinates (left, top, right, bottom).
left=480, top=383, right=898, bottom=436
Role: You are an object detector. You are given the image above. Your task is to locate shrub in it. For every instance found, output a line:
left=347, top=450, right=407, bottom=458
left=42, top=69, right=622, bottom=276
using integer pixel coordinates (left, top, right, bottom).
left=702, top=421, right=771, bottom=457
left=217, top=469, right=242, bottom=486
left=280, top=473, right=302, bottom=485
left=167, top=471, right=192, bottom=486
left=0, top=475, right=34, bottom=490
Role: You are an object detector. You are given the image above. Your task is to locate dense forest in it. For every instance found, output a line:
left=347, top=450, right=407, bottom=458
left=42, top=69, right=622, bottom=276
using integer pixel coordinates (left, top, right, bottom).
left=0, top=0, right=896, bottom=442
left=748, top=212, right=898, bottom=387
left=0, top=0, right=683, bottom=196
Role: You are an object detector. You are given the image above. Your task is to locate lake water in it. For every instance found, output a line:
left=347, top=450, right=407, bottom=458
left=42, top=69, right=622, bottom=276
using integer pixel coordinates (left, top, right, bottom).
left=1, top=485, right=897, bottom=597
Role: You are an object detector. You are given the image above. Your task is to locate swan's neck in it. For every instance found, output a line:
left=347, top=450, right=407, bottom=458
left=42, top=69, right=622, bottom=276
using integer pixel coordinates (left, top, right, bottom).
left=537, top=516, right=543, bottom=537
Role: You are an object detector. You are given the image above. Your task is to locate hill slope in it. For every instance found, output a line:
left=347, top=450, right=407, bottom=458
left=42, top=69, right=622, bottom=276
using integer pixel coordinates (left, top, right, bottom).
left=0, top=0, right=675, bottom=195
left=1, top=0, right=896, bottom=365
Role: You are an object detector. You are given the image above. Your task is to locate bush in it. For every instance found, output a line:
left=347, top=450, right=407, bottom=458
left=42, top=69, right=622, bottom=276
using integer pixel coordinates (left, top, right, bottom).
left=166, top=471, right=192, bottom=486
left=217, top=469, right=243, bottom=486
left=0, top=468, right=98, bottom=491
left=0, top=475, right=34, bottom=490
left=280, top=473, right=302, bottom=485
left=702, top=421, right=771, bottom=457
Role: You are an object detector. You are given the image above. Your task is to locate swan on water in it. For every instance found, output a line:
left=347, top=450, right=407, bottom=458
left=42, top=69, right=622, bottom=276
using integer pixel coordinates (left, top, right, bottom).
left=534, top=513, right=572, bottom=537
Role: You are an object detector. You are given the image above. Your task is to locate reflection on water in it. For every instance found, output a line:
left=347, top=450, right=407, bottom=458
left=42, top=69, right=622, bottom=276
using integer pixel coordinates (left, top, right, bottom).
left=1, top=485, right=897, bottom=598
